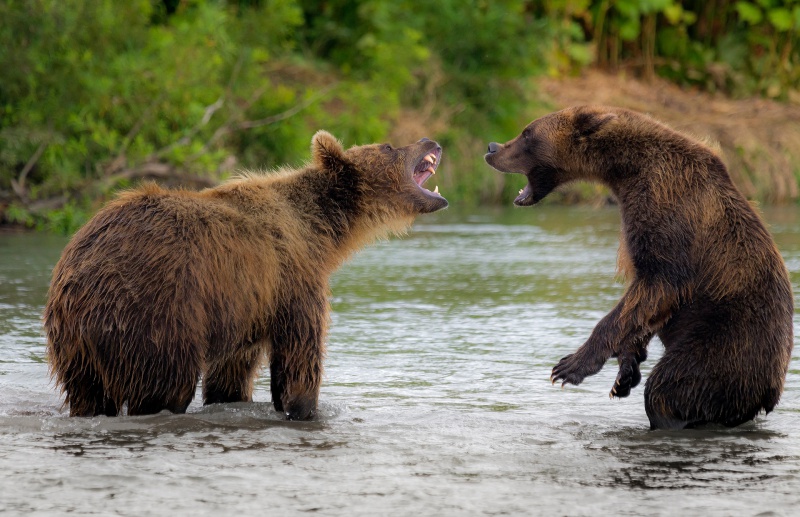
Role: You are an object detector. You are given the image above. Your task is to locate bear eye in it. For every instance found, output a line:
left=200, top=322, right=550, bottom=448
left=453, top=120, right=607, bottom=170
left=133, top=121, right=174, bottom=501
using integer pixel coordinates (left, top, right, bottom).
left=383, top=144, right=392, bottom=152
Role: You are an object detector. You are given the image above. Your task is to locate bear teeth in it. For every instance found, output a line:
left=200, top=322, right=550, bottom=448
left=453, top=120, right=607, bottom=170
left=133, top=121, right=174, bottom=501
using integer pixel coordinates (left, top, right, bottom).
left=413, top=150, right=441, bottom=190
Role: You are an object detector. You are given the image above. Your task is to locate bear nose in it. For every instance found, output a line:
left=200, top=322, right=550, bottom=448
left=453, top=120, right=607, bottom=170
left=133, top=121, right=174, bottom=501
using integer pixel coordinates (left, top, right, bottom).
left=418, top=137, right=431, bottom=143
left=487, top=142, right=501, bottom=154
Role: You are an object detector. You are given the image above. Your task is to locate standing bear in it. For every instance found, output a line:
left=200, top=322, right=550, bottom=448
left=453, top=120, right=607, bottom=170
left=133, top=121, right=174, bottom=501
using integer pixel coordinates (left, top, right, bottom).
left=45, top=131, right=447, bottom=420
left=485, top=105, right=794, bottom=429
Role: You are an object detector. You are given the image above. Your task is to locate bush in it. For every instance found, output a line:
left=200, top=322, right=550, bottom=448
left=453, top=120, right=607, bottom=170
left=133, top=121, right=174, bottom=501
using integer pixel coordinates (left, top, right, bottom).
left=1, top=1, right=798, bottom=232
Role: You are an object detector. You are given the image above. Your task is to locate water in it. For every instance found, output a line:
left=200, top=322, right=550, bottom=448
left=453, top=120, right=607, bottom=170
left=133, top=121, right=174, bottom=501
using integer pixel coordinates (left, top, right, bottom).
left=2, top=206, right=800, bottom=515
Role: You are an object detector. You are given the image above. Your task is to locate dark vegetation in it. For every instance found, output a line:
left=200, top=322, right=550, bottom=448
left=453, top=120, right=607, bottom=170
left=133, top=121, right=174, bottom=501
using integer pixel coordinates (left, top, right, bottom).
left=1, top=0, right=799, bottom=232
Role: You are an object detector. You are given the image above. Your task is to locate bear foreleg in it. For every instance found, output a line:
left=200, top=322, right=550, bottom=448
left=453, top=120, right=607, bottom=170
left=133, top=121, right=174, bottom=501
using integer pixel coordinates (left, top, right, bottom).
left=268, top=297, right=327, bottom=421
left=610, top=335, right=650, bottom=398
left=269, top=350, right=321, bottom=420
left=269, top=345, right=324, bottom=420
left=551, top=278, right=677, bottom=396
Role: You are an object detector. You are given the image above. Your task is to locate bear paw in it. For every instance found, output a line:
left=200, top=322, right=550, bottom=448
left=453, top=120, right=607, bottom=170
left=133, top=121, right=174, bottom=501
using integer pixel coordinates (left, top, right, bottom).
left=283, top=395, right=318, bottom=421
left=609, top=356, right=642, bottom=399
left=551, top=351, right=604, bottom=387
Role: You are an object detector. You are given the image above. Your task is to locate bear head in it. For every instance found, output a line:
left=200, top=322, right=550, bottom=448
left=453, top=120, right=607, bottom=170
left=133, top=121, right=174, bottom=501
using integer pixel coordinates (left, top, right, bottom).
left=311, top=131, right=449, bottom=216
left=484, top=106, right=619, bottom=206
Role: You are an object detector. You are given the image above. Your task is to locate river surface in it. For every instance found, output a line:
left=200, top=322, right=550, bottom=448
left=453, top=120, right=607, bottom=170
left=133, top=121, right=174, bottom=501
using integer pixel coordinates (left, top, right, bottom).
left=1, top=205, right=800, bottom=516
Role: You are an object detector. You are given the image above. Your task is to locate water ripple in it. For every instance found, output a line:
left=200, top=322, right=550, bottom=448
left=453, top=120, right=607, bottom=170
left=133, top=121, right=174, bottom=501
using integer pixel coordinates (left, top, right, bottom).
left=1, top=206, right=800, bottom=515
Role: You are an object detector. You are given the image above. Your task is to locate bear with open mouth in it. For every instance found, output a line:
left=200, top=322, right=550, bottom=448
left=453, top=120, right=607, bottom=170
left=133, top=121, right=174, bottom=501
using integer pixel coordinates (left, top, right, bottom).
left=45, top=131, right=447, bottom=420
left=486, top=105, right=793, bottom=430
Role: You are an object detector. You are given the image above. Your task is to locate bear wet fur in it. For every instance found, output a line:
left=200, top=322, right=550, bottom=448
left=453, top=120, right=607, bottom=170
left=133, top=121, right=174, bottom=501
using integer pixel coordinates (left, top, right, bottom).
left=45, top=131, right=447, bottom=419
left=485, top=106, right=794, bottom=429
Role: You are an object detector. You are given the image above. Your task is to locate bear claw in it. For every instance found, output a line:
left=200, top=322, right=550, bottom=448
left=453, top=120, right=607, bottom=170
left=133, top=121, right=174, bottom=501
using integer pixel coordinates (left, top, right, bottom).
left=551, top=351, right=606, bottom=388
left=609, top=355, right=641, bottom=399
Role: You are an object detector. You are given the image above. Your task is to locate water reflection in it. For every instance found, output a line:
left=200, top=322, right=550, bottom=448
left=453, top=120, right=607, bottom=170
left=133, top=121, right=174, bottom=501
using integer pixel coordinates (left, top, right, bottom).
left=587, top=424, right=789, bottom=490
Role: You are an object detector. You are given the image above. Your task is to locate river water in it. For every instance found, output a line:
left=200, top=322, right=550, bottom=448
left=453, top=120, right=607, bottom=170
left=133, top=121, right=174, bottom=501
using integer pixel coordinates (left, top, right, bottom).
left=1, top=205, right=799, bottom=515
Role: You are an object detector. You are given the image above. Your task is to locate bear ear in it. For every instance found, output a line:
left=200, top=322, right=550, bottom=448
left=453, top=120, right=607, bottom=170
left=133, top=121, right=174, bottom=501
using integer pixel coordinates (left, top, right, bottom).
left=575, top=111, right=618, bottom=137
left=311, top=130, right=347, bottom=171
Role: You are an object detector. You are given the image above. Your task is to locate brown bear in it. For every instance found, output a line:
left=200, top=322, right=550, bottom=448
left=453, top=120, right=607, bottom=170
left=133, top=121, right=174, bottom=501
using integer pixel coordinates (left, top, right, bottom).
left=485, top=105, right=794, bottom=429
left=44, top=131, right=447, bottom=420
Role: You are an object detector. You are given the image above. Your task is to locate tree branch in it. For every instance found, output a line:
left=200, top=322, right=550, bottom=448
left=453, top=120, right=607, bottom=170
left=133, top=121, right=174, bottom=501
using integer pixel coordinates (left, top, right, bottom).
left=149, top=95, right=225, bottom=160
left=103, top=161, right=216, bottom=189
left=11, top=141, right=47, bottom=200
left=186, top=83, right=338, bottom=163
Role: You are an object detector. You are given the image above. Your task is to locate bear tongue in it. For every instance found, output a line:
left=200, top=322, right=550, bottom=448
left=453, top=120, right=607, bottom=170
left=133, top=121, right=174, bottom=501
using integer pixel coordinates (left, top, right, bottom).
left=413, top=153, right=437, bottom=185
left=414, top=170, right=433, bottom=186
left=514, top=183, right=533, bottom=204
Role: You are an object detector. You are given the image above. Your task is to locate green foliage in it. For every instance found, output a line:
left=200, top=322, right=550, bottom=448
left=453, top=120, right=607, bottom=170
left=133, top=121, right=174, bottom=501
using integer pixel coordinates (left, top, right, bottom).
left=0, top=0, right=798, bottom=230
left=0, top=0, right=557, bottom=225
left=3, top=202, right=88, bottom=235
left=4, top=204, right=34, bottom=228
left=37, top=203, right=90, bottom=235
left=410, top=1, right=550, bottom=128
left=546, top=0, right=800, bottom=99
left=1, top=1, right=320, bottom=199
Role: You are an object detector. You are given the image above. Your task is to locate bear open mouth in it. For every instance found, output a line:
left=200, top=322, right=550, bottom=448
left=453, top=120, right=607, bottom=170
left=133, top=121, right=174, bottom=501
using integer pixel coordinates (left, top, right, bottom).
left=514, top=182, right=535, bottom=206
left=413, top=148, right=442, bottom=196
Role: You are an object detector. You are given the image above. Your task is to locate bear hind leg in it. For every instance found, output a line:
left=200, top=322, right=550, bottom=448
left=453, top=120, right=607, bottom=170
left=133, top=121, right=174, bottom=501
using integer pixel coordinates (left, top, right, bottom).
left=645, top=333, right=776, bottom=429
left=56, top=351, right=116, bottom=417
left=127, top=394, right=193, bottom=416
left=127, top=387, right=196, bottom=416
left=645, top=409, right=699, bottom=430
left=203, top=346, right=266, bottom=405
left=269, top=353, right=287, bottom=414
left=644, top=354, right=701, bottom=430
left=127, top=368, right=199, bottom=416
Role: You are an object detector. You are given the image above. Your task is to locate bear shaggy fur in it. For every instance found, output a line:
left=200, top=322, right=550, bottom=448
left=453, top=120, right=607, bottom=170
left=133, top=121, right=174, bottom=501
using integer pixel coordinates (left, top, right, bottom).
left=485, top=105, right=794, bottom=429
left=45, top=131, right=447, bottom=420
